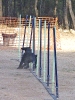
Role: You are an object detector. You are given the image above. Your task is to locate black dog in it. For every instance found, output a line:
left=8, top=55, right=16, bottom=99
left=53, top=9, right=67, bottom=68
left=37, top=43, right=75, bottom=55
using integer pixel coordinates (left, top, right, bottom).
left=21, top=47, right=32, bottom=53
left=17, top=53, right=37, bottom=69
left=17, top=47, right=37, bottom=69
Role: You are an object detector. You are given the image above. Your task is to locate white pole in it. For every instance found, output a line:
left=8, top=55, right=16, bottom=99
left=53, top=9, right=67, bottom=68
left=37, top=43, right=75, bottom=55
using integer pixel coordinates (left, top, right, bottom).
left=18, top=14, right=21, bottom=61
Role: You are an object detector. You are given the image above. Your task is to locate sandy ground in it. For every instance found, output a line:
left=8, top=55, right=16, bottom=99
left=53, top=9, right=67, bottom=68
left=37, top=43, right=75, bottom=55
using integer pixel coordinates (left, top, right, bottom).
left=0, top=47, right=53, bottom=100
left=0, top=30, right=75, bottom=100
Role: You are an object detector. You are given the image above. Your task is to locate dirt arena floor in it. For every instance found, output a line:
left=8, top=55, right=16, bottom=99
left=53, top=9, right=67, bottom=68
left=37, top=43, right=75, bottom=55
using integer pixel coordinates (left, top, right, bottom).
left=0, top=30, right=75, bottom=100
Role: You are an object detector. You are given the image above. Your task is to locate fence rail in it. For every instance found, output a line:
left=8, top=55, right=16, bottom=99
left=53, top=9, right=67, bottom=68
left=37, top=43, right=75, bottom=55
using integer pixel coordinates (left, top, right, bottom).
left=0, top=17, right=58, bottom=28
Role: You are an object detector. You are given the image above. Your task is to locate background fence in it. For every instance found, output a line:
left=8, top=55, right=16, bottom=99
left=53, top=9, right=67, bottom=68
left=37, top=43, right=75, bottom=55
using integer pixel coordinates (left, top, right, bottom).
left=0, top=16, right=61, bottom=50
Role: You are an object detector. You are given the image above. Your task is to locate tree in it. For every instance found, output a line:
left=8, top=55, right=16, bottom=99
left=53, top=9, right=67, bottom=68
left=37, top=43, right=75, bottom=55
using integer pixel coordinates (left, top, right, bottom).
left=68, top=0, right=75, bottom=29
left=64, top=0, right=69, bottom=29
left=5, top=1, right=8, bottom=16
left=8, top=0, right=13, bottom=17
left=54, top=0, right=58, bottom=17
left=35, top=0, right=38, bottom=17
left=0, top=0, right=2, bottom=17
left=13, top=0, right=16, bottom=16
left=63, top=0, right=75, bottom=29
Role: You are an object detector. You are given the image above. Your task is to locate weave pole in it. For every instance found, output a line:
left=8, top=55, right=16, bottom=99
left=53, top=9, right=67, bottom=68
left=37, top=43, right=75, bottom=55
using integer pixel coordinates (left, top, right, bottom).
left=52, top=50, right=55, bottom=93
left=18, top=14, right=21, bottom=61
left=43, top=20, right=46, bottom=82
left=39, top=19, right=42, bottom=78
left=28, top=15, right=31, bottom=47
left=36, top=19, right=40, bottom=76
left=28, top=15, right=31, bottom=35
left=32, top=17, right=36, bottom=70
left=53, top=27, right=59, bottom=99
left=22, top=15, right=28, bottom=56
left=52, top=27, right=55, bottom=92
left=29, top=17, right=33, bottom=48
left=47, top=23, right=50, bottom=86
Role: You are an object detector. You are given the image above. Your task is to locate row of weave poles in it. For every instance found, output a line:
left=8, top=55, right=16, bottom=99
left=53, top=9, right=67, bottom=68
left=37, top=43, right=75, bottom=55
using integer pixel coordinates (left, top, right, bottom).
left=18, top=15, right=59, bottom=100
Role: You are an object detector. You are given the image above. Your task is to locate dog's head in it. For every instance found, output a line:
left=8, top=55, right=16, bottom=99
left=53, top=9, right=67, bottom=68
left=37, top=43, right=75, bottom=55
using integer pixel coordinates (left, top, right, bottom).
left=21, top=47, right=32, bottom=53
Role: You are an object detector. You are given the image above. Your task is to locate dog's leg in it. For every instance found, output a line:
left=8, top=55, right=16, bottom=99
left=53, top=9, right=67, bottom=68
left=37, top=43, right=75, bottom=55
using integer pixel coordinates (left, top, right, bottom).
left=23, top=63, right=29, bottom=69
